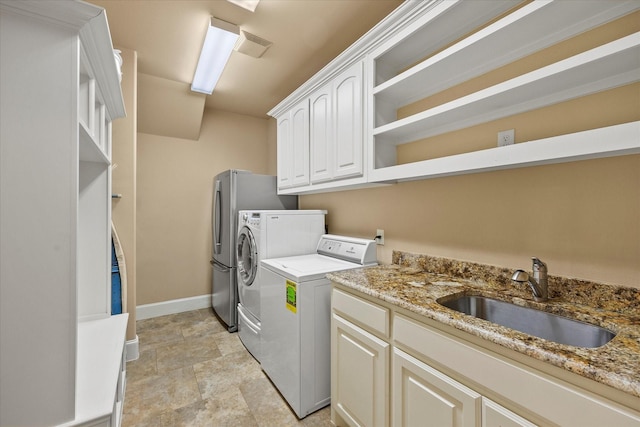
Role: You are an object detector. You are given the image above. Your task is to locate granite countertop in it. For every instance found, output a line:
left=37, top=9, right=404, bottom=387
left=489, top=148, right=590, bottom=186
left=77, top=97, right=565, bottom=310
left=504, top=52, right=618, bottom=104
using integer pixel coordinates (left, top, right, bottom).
left=327, top=251, right=640, bottom=399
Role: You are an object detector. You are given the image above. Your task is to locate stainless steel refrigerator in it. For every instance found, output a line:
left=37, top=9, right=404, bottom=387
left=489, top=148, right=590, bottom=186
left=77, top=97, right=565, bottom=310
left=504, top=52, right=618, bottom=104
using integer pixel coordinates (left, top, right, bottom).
left=210, top=170, right=297, bottom=331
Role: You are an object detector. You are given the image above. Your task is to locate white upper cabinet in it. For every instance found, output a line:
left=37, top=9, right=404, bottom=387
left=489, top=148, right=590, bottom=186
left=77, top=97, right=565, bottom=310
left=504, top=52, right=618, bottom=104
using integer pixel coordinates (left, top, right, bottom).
left=333, top=62, right=364, bottom=180
left=276, top=61, right=365, bottom=194
left=311, top=62, right=364, bottom=184
left=276, top=112, right=293, bottom=188
left=310, top=83, right=333, bottom=183
left=291, top=100, right=311, bottom=187
left=277, top=99, right=310, bottom=189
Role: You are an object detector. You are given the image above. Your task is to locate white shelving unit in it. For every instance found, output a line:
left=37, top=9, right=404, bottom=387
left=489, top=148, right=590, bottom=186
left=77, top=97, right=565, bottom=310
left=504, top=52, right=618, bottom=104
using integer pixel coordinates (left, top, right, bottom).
left=372, top=1, right=639, bottom=109
left=367, top=0, right=640, bottom=182
left=373, top=34, right=640, bottom=144
left=0, top=1, right=127, bottom=426
left=270, top=0, right=640, bottom=194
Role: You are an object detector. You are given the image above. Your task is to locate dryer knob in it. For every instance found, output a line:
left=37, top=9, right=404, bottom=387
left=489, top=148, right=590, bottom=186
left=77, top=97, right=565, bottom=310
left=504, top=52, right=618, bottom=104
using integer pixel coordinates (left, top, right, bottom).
left=242, top=213, right=248, bottom=222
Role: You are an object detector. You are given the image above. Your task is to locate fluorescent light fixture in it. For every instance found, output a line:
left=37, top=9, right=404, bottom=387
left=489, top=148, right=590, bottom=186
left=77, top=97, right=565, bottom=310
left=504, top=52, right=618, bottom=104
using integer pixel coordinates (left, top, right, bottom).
left=226, top=0, right=260, bottom=12
left=191, top=17, right=240, bottom=94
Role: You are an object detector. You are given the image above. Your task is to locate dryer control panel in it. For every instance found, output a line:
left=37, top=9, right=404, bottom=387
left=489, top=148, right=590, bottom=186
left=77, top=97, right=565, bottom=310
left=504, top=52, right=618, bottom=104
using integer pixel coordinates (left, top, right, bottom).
left=316, top=234, right=377, bottom=265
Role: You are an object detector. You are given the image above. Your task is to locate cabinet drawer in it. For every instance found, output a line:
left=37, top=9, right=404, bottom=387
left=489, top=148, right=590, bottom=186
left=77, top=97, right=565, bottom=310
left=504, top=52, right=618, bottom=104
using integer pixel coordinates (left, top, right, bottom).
left=332, top=288, right=389, bottom=338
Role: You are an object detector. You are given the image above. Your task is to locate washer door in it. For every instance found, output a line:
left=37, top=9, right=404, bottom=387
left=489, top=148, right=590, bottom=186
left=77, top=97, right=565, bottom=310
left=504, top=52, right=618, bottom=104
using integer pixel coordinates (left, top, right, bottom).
left=237, top=226, right=258, bottom=288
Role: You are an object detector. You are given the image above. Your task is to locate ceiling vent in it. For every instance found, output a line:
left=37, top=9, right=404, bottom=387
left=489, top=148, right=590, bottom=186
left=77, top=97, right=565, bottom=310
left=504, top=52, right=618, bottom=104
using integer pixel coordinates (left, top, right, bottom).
left=234, top=30, right=272, bottom=58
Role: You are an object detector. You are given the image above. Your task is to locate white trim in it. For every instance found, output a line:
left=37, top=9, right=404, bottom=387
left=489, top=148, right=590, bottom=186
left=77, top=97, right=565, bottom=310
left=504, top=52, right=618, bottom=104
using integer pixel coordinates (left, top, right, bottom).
left=267, top=0, right=443, bottom=117
left=125, top=335, right=139, bottom=362
left=136, top=295, right=211, bottom=320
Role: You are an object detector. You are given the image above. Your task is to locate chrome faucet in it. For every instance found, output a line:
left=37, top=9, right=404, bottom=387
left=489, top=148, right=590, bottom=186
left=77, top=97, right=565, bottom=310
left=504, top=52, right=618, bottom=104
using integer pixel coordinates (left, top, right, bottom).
left=512, top=257, right=548, bottom=302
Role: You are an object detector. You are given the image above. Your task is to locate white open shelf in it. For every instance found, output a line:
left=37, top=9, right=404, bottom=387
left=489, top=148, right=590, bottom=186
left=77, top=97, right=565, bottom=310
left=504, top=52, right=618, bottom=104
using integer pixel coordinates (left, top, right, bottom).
left=369, top=121, right=640, bottom=182
left=79, top=121, right=110, bottom=164
left=59, top=315, right=128, bottom=427
left=372, top=0, right=520, bottom=86
left=373, top=32, right=640, bottom=147
left=78, top=42, right=116, bottom=164
left=373, top=0, right=640, bottom=113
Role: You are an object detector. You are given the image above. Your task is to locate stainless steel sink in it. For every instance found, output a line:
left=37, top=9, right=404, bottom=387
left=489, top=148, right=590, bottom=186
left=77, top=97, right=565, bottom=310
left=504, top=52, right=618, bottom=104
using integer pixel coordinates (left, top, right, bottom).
left=438, top=295, right=616, bottom=348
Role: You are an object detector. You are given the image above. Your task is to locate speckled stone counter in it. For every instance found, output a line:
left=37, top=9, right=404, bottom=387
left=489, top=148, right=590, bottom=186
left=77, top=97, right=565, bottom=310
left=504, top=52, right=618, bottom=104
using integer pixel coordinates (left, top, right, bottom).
left=327, top=251, right=640, bottom=398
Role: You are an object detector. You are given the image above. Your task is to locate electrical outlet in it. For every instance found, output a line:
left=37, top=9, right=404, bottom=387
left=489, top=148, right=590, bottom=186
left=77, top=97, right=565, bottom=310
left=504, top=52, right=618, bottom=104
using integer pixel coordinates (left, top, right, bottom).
left=497, top=129, right=515, bottom=147
left=376, top=229, right=384, bottom=245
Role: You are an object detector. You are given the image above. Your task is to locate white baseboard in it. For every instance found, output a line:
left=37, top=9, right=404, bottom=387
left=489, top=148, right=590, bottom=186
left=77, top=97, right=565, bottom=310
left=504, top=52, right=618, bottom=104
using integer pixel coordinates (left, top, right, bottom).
left=126, top=335, right=139, bottom=361
left=136, top=294, right=211, bottom=320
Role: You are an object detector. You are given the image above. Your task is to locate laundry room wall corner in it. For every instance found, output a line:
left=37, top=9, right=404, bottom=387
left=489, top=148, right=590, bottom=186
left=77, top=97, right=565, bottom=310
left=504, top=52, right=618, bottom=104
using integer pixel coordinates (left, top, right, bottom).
left=137, top=110, right=271, bottom=310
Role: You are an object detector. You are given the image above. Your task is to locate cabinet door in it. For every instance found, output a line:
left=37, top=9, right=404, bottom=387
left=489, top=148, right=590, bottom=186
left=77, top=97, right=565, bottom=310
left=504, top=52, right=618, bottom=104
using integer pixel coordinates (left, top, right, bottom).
left=332, top=313, right=389, bottom=427
left=290, top=99, right=310, bottom=187
left=276, top=114, right=293, bottom=189
left=392, top=348, right=481, bottom=427
left=482, top=398, right=537, bottom=427
left=310, top=84, right=333, bottom=183
left=333, top=62, right=363, bottom=179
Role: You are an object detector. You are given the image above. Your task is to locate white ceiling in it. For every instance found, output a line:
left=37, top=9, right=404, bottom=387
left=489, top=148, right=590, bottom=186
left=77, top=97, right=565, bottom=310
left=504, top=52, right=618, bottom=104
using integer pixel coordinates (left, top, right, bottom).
left=89, top=0, right=403, bottom=139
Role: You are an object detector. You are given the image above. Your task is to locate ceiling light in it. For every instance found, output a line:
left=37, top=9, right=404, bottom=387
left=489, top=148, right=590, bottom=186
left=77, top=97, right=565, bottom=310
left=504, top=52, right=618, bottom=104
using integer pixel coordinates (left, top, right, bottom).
left=226, top=0, right=260, bottom=12
left=191, top=17, right=240, bottom=95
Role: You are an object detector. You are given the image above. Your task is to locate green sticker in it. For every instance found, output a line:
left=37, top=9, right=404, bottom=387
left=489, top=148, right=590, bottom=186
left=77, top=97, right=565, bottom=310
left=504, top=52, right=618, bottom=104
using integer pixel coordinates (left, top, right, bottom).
left=286, top=280, right=297, bottom=313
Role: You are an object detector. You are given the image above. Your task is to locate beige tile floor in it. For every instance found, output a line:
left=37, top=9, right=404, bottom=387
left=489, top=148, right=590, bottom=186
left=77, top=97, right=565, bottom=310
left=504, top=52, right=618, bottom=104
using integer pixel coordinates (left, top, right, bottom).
left=123, top=308, right=332, bottom=427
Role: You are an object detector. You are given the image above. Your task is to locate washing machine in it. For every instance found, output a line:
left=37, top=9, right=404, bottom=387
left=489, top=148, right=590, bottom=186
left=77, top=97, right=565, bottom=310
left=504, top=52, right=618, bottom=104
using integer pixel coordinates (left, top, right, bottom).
left=236, top=209, right=326, bottom=361
left=259, top=234, right=377, bottom=418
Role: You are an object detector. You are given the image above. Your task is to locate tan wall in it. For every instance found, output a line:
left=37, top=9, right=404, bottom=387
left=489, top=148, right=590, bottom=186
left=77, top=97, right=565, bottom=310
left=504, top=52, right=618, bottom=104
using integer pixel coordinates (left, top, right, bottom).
left=111, top=47, right=137, bottom=340
left=267, top=118, right=278, bottom=176
left=300, top=154, right=640, bottom=289
left=136, top=109, right=270, bottom=305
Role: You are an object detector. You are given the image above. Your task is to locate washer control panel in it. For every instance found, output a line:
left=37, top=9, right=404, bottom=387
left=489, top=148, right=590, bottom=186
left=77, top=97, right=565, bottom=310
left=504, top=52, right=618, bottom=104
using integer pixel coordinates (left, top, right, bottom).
left=240, top=211, right=262, bottom=227
left=316, top=235, right=377, bottom=265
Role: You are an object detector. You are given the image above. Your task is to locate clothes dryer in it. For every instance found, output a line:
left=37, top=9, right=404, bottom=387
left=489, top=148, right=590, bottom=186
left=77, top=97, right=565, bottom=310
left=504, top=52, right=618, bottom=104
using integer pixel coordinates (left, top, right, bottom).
left=236, top=210, right=326, bottom=361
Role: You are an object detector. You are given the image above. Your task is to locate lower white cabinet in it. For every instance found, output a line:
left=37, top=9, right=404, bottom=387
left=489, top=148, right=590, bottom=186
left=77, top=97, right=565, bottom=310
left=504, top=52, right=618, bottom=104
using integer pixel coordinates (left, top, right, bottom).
left=331, top=285, right=640, bottom=427
left=392, top=347, right=536, bottom=427
left=392, top=348, right=480, bottom=427
left=482, top=399, right=537, bottom=427
left=331, top=312, right=390, bottom=427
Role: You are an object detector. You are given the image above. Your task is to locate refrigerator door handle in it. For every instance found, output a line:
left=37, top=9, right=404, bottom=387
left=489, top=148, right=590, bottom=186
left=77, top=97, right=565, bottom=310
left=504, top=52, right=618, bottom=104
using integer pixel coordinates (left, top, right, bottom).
left=213, top=179, right=222, bottom=255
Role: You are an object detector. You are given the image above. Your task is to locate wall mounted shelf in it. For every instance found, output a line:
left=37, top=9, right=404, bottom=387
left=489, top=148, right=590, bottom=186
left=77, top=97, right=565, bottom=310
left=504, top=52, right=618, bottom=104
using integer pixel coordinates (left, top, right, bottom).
left=373, top=1, right=639, bottom=111
left=369, top=121, right=640, bottom=182
left=373, top=33, right=640, bottom=147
